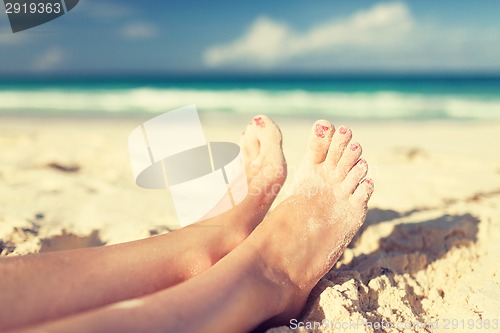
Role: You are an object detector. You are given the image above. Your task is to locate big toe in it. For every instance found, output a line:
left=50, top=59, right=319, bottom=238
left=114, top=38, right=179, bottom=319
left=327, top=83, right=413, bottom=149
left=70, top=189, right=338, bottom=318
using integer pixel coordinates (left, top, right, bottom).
left=304, top=120, right=335, bottom=165
left=252, top=115, right=284, bottom=157
left=241, top=115, right=286, bottom=178
left=240, top=123, right=260, bottom=162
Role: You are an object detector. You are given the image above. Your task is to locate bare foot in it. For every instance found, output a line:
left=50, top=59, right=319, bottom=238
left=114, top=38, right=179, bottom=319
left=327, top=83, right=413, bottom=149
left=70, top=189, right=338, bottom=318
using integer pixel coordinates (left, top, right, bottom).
left=241, top=115, right=287, bottom=209
left=248, top=120, right=374, bottom=325
left=220, top=115, right=287, bottom=236
left=187, top=115, right=287, bottom=269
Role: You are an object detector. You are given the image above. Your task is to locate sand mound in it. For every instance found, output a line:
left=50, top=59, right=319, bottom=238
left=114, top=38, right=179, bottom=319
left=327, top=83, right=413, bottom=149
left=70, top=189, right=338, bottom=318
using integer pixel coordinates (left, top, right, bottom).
left=268, top=199, right=500, bottom=332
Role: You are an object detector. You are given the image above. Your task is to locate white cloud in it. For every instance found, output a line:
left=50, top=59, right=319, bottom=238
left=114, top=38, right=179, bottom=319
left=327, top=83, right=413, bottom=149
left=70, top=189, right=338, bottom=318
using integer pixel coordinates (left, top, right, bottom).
left=0, top=30, right=22, bottom=45
left=203, top=2, right=500, bottom=70
left=120, top=22, right=158, bottom=39
left=0, top=24, right=30, bottom=45
left=204, top=2, right=413, bottom=67
left=33, top=48, right=65, bottom=71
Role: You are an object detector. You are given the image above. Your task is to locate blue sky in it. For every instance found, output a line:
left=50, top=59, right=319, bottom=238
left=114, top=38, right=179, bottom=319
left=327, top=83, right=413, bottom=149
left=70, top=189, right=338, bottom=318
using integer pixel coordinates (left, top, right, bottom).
left=1, top=0, right=500, bottom=75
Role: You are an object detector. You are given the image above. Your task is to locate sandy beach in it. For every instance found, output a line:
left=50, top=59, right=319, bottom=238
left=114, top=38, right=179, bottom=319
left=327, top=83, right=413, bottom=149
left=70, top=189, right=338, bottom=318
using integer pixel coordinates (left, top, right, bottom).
left=1, top=114, right=499, bottom=332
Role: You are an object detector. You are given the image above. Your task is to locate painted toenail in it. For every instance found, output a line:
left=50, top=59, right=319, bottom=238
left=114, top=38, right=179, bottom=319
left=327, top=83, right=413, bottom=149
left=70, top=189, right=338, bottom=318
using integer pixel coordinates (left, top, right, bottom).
left=358, top=159, right=366, bottom=165
left=366, top=179, right=373, bottom=185
left=253, top=117, right=265, bottom=128
left=314, top=124, right=330, bottom=138
left=350, top=143, right=359, bottom=151
left=339, top=127, right=347, bottom=134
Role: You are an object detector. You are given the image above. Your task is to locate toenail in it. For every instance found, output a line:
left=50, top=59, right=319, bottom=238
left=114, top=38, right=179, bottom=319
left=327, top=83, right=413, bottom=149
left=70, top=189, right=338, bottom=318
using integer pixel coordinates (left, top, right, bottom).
left=350, top=143, right=359, bottom=151
left=358, top=159, right=366, bottom=165
left=339, top=127, right=348, bottom=134
left=253, top=117, right=265, bottom=128
left=314, top=124, right=330, bottom=138
left=366, top=179, right=373, bottom=185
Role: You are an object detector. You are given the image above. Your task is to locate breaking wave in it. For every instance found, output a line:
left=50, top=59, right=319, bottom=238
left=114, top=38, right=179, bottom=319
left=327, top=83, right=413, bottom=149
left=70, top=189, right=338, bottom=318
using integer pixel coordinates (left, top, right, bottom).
left=0, top=88, right=499, bottom=120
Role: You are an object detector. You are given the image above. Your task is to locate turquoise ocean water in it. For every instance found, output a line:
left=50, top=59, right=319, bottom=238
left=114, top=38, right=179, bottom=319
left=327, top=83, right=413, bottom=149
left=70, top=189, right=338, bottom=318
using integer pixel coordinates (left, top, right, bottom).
left=0, top=76, right=499, bottom=120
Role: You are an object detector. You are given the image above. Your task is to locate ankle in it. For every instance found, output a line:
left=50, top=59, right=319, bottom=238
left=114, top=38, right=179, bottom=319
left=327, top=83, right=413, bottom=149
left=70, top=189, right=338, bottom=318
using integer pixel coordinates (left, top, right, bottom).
left=245, top=232, right=298, bottom=319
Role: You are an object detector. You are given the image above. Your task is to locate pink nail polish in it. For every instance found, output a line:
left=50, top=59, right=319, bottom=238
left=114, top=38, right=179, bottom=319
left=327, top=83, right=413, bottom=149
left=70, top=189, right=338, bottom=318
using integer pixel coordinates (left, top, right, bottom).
left=350, top=143, right=359, bottom=151
left=339, top=127, right=347, bottom=135
left=366, top=179, right=373, bottom=185
left=315, top=124, right=329, bottom=138
left=253, top=117, right=265, bottom=128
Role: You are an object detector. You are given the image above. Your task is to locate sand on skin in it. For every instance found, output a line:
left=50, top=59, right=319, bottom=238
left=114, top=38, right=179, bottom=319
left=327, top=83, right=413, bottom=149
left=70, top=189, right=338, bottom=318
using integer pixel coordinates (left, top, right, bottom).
left=1, top=115, right=499, bottom=332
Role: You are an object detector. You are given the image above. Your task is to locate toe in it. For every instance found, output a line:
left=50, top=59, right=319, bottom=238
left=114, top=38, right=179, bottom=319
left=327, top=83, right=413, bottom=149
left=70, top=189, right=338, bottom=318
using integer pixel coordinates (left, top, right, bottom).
left=240, top=124, right=260, bottom=162
left=252, top=115, right=283, bottom=151
left=336, top=141, right=362, bottom=180
left=351, top=178, right=374, bottom=205
left=342, top=159, right=368, bottom=195
left=250, top=115, right=268, bottom=129
left=326, top=125, right=352, bottom=166
left=335, top=142, right=362, bottom=180
left=305, top=120, right=335, bottom=164
left=244, top=115, right=287, bottom=191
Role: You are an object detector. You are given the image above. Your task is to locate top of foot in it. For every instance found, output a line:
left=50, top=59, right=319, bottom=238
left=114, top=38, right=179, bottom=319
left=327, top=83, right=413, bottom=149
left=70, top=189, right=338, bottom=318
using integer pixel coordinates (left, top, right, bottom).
left=248, top=119, right=374, bottom=324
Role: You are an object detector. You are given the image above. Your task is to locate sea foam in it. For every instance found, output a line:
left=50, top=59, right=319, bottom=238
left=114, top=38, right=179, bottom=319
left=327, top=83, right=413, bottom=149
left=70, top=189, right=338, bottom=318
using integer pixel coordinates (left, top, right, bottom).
left=0, top=88, right=499, bottom=120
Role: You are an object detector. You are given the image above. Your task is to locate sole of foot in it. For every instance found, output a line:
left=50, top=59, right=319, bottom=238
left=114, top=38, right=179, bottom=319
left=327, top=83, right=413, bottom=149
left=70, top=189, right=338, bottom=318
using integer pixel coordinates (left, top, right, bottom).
left=192, top=115, right=288, bottom=252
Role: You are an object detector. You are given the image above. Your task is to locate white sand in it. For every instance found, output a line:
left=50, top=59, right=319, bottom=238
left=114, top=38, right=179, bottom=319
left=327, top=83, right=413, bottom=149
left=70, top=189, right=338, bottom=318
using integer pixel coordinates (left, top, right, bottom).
left=1, top=115, right=499, bottom=331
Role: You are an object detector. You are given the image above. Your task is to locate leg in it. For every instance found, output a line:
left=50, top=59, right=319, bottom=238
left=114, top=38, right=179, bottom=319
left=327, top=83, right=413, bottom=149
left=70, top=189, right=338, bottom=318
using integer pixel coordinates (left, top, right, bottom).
left=13, top=120, right=373, bottom=333
left=0, top=115, right=286, bottom=332
left=12, top=238, right=282, bottom=333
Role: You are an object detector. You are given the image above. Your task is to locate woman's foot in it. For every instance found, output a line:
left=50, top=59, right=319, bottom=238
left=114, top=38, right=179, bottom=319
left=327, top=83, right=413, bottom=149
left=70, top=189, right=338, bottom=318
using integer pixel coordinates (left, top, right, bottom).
left=248, top=120, right=374, bottom=324
left=240, top=115, right=287, bottom=213
left=183, top=115, right=287, bottom=274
